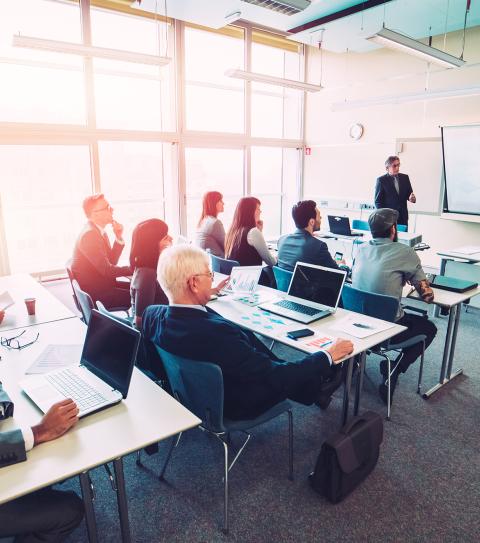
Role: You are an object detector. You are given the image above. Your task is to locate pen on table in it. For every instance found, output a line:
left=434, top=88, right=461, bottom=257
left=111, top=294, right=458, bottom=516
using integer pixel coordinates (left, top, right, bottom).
left=352, top=322, right=373, bottom=329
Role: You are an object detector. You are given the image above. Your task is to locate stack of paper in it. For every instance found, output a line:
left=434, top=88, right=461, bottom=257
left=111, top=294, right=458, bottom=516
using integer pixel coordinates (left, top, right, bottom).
left=0, top=291, right=15, bottom=311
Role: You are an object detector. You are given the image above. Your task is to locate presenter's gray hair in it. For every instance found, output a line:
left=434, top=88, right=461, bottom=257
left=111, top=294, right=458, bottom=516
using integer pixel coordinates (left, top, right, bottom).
left=157, top=245, right=210, bottom=301
left=385, top=155, right=399, bottom=169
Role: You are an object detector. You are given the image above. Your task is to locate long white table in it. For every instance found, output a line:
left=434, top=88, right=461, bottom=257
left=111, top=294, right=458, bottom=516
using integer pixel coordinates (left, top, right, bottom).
left=405, top=284, right=480, bottom=398
left=209, top=283, right=405, bottom=424
left=0, top=317, right=200, bottom=542
left=0, top=273, right=75, bottom=332
left=317, top=229, right=422, bottom=248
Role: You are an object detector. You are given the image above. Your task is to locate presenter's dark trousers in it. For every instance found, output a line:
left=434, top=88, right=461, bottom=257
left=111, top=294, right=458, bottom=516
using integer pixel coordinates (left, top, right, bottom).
left=0, top=488, right=84, bottom=543
left=392, top=313, right=437, bottom=372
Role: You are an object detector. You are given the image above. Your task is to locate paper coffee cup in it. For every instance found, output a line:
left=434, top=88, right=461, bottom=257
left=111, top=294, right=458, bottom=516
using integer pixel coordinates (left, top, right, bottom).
left=24, top=297, right=36, bottom=316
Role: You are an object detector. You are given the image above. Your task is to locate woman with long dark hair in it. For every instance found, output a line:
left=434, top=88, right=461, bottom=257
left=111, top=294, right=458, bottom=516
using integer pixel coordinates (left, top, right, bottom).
left=225, top=196, right=276, bottom=266
left=195, top=191, right=225, bottom=257
left=129, top=218, right=172, bottom=327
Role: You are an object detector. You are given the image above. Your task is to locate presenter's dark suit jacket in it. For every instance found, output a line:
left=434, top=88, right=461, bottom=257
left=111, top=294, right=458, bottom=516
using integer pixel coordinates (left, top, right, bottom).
left=277, top=229, right=339, bottom=272
left=374, top=173, right=413, bottom=227
left=143, top=305, right=335, bottom=420
left=71, top=220, right=132, bottom=308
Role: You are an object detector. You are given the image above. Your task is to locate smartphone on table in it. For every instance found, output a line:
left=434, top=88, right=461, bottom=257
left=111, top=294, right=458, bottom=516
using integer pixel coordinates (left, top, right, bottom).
left=334, top=251, right=343, bottom=262
left=286, top=328, right=315, bottom=340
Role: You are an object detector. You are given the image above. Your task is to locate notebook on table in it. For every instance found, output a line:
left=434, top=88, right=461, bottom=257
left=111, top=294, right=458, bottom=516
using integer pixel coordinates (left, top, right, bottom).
left=259, top=262, right=347, bottom=324
left=429, top=274, right=478, bottom=293
left=328, top=215, right=364, bottom=237
left=20, top=310, right=141, bottom=417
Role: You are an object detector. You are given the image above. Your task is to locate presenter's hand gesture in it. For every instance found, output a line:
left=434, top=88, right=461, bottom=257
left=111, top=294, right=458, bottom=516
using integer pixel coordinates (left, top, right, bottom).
left=32, top=399, right=79, bottom=445
left=327, top=338, right=354, bottom=363
left=112, top=220, right=124, bottom=242
left=409, top=192, right=416, bottom=203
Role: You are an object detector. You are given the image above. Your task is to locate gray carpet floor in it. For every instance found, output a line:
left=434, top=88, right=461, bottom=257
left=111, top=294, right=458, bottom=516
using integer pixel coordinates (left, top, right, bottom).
left=45, top=281, right=480, bottom=543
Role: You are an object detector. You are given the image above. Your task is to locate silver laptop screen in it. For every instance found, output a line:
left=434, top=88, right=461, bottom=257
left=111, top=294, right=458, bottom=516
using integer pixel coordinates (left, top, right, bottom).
left=81, top=311, right=140, bottom=398
left=288, top=263, right=346, bottom=308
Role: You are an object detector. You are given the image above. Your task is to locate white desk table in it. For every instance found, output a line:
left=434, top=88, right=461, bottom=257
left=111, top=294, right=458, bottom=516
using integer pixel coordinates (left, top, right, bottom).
left=209, top=284, right=405, bottom=425
left=405, top=285, right=480, bottom=398
left=0, top=318, right=200, bottom=542
left=317, top=230, right=422, bottom=248
left=0, top=273, right=75, bottom=332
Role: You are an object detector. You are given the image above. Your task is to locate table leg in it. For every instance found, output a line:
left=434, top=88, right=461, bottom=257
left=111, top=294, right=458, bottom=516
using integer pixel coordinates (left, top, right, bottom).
left=113, top=457, right=131, bottom=543
left=79, top=471, right=98, bottom=543
left=423, top=303, right=463, bottom=398
left=353, top=352, right=366, bottom=417
left=341, top=356, right=354, bottom=427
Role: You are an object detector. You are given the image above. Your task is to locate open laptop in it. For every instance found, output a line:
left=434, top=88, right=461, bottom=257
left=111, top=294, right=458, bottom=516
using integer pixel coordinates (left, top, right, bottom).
left=328, top=215, right=364, bottom=237
left=259, top=262, right=347, bottom=324
left=21, top=310, right=140, bottom=417
left=222, top=266, right=262, bottom=295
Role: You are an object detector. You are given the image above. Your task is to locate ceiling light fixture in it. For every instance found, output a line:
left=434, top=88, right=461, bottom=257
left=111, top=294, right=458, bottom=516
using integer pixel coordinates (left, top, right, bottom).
left=12, top=34, right=171, bottom=67
left=331, top=85, right=480, bottom=111
left=225, top=69, right=322, bottom=92
left=367, top=27, right=465, bottom=69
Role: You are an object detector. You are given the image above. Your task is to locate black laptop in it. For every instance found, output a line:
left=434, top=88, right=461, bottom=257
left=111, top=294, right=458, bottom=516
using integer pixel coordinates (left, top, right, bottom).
left=328, top=215, right=364, bottom=237
left=429, top=274, right=478, bottom=293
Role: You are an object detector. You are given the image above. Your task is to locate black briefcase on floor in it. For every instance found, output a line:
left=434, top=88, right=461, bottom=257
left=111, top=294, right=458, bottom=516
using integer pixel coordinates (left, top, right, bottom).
left=309, top=411, right=383, bottom=503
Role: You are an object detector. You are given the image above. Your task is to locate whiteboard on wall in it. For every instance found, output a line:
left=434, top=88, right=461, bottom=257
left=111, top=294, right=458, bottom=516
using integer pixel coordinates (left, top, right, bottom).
left=397, top=138, right=443, bottom=214
left=303, top=139, right=443, bottom=214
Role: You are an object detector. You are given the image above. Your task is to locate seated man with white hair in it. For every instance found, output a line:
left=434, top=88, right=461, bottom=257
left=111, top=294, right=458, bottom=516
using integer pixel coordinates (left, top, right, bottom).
left=142, top=245, right=354, bottom=420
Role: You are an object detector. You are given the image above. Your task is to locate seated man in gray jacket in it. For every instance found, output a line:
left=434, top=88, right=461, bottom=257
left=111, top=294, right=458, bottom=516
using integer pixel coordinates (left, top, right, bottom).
left=0, top=399, right=84, bottom=542
left=278, top=200, right=343, bottom=272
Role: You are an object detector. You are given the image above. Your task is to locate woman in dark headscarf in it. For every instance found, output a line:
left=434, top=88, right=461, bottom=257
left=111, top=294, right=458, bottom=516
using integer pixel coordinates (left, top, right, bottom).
left=129, top=218, right=172, bottom=327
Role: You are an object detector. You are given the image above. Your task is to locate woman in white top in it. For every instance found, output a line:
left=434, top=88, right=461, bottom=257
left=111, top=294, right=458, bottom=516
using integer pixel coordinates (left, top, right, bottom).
left=225, top=196, right=276, bottom=267
left=195, top=191, right=226, bottom=257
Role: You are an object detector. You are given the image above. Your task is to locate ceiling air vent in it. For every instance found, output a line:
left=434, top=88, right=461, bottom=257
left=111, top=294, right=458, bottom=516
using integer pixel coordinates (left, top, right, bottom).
left=241, top=0, right=311, bottom=16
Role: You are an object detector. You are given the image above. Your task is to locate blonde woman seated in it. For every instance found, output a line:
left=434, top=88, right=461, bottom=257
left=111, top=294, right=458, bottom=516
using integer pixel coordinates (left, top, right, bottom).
left=195, top=191, right=226, bottom=257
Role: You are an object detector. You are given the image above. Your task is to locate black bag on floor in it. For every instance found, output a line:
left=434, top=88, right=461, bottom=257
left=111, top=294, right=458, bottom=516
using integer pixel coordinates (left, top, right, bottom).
left=309, top=411, right=383, bottom=503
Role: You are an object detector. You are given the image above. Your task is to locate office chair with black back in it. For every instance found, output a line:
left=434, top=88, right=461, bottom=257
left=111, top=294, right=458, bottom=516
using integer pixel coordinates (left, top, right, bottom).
left=71, top=279, right=95, bottom=324
left=154, top=346, right=293, bottom=534
left=96, top=301, right=132, bottom=327
left=341, top=284, right=426, bottom=420
left=210, top=254, right=239, bottom=276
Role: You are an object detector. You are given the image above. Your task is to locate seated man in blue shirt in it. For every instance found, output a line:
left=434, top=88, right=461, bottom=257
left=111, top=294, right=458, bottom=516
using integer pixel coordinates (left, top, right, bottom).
left=143, top=245, right=354, bottom=420
left=277, top=200, right=343, bottom=272
left=351, top=208, right=437, bottom=404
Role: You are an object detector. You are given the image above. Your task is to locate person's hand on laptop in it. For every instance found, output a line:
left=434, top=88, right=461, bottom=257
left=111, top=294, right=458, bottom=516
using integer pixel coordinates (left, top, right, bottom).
left=32, top=399, right=79, bottom=445
left=326, top=338, right=354, bottom=363
left=211, top=276, right=230, bottom=297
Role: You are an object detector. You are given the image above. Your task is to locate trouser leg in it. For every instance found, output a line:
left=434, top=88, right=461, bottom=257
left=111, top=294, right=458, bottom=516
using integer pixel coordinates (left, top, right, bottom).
left=393, top=314, right=437, bottom=373
left=0, top=488, right=84, bottom=543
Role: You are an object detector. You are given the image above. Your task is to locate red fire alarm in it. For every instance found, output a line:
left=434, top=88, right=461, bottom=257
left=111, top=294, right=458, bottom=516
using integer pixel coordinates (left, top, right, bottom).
left=305, top=147, right=311, bottom=155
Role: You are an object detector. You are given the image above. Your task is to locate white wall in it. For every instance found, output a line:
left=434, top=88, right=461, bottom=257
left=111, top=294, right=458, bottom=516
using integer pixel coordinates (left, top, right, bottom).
left=303, top=25, right=480, bottom=269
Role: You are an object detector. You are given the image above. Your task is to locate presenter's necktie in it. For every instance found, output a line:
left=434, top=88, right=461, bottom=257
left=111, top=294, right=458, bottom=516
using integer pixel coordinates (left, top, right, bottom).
left=393, top=176, right=400, bottom=194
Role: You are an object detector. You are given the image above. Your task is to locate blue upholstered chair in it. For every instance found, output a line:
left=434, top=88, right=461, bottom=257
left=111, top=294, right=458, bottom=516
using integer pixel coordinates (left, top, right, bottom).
left=155, top=346, right=293, bottom=534
left=272, top=266, right=293, bottom=292
left=210, top=254, right=239, bottom=275
left=351, top=219, right=370, bottom=231
left=341, top=284, right=426, bottom=420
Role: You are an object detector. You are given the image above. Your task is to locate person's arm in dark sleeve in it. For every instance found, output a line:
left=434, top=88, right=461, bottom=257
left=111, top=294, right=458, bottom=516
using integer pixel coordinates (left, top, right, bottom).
left=79, top=230, right=131, bottom=280
left=374, top=177, right=384, bottom=209
left=0, top=429, right=27, bottom=468
left=315, top=240, right=339, bottom=269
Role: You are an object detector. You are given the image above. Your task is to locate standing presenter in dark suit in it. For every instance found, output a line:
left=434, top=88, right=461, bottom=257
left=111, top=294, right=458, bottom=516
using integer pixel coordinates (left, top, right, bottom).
left=374, top=155, right=416, bottom=229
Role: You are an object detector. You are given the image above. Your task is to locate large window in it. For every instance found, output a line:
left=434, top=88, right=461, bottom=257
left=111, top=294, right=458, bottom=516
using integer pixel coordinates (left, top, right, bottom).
left=185, top=27, right=245, bottom=133
left=0, top=145, right=92, bottom=274
left=0, top=5, right=306, bottom=276
left=0, top=0, right=85, bottom=124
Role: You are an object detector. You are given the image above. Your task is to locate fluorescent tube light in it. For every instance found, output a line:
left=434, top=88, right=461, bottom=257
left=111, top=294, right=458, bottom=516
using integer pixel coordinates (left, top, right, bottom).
left=367, top=27, right=465, bottom=69
left=13, top=34, right=171, bottom=67
left=225, top=69, right=322, bottom=92
left=331, top=85, right=480, bottom=111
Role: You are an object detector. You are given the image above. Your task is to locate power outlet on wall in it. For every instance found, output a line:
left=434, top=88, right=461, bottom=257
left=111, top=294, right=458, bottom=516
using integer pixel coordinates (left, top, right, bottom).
left=360, top=203, right=375, bottom=210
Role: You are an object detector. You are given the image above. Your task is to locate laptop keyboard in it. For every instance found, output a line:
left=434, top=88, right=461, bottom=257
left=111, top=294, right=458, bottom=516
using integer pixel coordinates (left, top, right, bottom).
left=46, top=369, right=107, bottom=411
left=274, top=299, right=321, bottom=316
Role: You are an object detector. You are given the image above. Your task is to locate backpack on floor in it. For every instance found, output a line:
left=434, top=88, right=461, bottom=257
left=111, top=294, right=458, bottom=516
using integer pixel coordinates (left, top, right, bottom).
left=309, top=411, right=383, bottom=503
